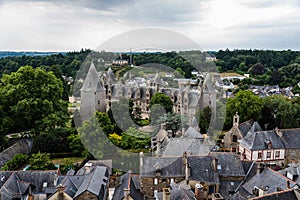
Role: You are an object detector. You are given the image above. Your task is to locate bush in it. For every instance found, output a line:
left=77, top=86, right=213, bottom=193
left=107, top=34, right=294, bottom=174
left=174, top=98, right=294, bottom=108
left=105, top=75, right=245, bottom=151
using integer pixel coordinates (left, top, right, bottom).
left=2, top=154, right=28, bottom=171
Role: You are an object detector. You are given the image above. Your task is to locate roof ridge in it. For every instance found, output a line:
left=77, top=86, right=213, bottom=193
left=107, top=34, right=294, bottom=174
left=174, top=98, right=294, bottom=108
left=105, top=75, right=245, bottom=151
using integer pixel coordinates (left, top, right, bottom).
left=268, top=167, right=297, bottom=185
left=249, top=188, right=295, bottom=200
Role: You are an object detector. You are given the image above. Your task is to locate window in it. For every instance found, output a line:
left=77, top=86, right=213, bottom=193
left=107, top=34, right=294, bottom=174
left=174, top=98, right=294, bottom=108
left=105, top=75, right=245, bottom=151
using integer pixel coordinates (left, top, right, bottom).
left=154, top=178, right=158, bottom=185
left=275, top=151, right=280, bottom=158
left=267, top=152, right=271, bottom=159
left=232, top=135, right=238, bottom=143
left=97, top=100, right=100, bottom=105
left=258, top=152, right=262, bottom=159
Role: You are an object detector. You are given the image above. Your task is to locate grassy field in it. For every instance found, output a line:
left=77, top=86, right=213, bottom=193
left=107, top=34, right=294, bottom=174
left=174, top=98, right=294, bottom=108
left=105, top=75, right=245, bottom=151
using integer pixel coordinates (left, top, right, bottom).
left=50, top=157, right=85, bottom=165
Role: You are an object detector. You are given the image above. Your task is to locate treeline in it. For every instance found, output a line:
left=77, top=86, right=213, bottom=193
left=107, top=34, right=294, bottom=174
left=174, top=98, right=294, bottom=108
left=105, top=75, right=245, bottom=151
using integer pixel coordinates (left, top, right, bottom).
left=224, top=90, right=300, bottom=130
left=0, top=49, right=91, bottom=78
left=215, top=49, right=300, bottom=89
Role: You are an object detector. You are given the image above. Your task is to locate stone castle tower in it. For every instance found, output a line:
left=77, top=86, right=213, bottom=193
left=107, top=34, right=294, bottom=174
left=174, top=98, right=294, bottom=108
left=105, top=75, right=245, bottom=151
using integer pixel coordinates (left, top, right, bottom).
left=80, top=62, right=106, bottom=122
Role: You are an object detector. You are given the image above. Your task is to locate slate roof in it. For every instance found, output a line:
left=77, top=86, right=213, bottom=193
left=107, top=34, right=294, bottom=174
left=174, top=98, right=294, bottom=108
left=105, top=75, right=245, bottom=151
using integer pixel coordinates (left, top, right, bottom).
left=74, top=166, right=109, bottom=199
left=240, top=130, right=285, bottom=151
left=249, top=189, right=299, bottom=200
left=241, top=168, right=296, bottom=195
left=280, top=128, right=300, bottom=149
left=0, top=170, right=57, bottom=199
left=184, top=127, right=203, bottom=139
left=209, top=153, right=245, bottom=177
left=112, top=171, right=143, bottom=200
left=187, top=156, right=220, bottom=184
left=220, top=180, right=242, bottom=200
left=60, top=175, right=86, bottom=198
left=238, top=119, right=254, bottom=138
left=81, top=62, right=105, bottom=92
left=0, top=138, right=33, bottom=168
left=161, top=138, right=214, bottom=157
left=140, top=156, right=184, bottom=178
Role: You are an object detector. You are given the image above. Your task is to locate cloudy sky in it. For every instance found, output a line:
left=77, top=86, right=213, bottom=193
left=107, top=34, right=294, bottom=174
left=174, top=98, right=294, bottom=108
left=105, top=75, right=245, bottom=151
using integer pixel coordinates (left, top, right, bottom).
left=0, top=0, right=299, bottom=51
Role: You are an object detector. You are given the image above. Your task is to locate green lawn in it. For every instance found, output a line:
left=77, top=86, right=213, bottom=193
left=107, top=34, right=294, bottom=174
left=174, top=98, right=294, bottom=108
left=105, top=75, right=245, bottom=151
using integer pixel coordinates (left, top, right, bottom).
left=50, top=157, right=85, bottom=165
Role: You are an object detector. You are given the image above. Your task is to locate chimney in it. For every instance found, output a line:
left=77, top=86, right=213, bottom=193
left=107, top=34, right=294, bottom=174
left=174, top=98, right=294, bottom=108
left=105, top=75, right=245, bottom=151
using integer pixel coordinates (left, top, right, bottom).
left=182, top=152, right=190, bottom=184
left=140, top=152, right=144, bottom=166
left=57, top=184, right=66, bottom=192
left=195, top=183, right=204, bottom=200
left=287, top=180, right=291, bottom=189
left=162, top=188, right=171, bottom=200
left=157, top=142, right=161, bottom=157
left=212, top=157, right=218, bottom=172
left=124, top=188, right=130, bottom=200
left=274, top=127, right=283, bottom=137
left=182, top=127, right=186, bottom=137
left=256, top=163, right=264, bottom=175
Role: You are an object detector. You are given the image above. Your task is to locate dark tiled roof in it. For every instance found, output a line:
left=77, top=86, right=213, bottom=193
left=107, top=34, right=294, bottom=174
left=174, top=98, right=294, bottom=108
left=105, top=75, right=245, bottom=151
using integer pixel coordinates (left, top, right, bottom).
left=249, top=189, right=298, bottom=200
left=74, top=166, right=109, bottom=199
left=188, top=156, right=220, bottom=184
left=0, top=170, right=58, bottom=198
left=140, top=156, right=184, bottom=178
left=112, top=171, right=143, bottom=200
left=161, top=138, right=214, bottom=157
left=238, top=119, right=254, bottom=137
left=220, top=180, right=242, bottom=200
left=241, top=161, right=258, bottom=181
left=242, top=168, right=296, bottom=195
left=184, top=127, right=203, bottom=139
left=240, top=130, right=285, bottom=151
left=209, top=153, right=245, bottom=177
left=280, top=128, right=300, bottom=149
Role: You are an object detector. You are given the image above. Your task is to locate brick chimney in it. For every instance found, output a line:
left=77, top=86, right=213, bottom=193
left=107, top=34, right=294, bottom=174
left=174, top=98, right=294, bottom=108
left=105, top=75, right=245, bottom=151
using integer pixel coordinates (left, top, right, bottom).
left=183, top=152, right=190, bottom=184
left=195, top=183, right=204, bottom=200
left=212, top=157, right=218, bottom=172
left=163, top=188, right=171, bottom=200
left=124, top=188, right=130, bottom=200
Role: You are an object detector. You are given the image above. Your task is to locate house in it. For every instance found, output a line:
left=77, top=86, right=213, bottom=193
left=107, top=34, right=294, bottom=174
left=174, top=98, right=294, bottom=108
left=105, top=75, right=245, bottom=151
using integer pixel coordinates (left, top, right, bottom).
left=49, top=166, right=110, bottom=200
left=112, top=170, right=143, bottom=200
left=139, top=152, right=256, bottom=200
left=231, top=167, right=297, bottom=199
left=151, top=117, right=218, bottom=157
left=139, top=153, right=185, bottom=199
left=276, top=128, right=300, bottom=163
left=0, top=170, right=59, bottom=200
left=239, top=130, right=285, bottom=165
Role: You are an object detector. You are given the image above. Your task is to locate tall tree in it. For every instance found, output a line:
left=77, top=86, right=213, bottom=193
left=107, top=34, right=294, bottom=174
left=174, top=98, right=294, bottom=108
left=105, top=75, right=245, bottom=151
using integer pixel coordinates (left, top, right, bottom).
left=0, top=66, right=69, bottom=135
left=225, top=90, right=263, bottom=129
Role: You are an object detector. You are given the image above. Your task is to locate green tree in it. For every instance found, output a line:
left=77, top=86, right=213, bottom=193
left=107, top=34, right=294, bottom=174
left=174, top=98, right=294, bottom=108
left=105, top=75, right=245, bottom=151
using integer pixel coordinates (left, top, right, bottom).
left=121, top=127, right=150, bottom=150
left=225, top=90, right=263, bottom=129
left=95, top=112, right=114, bottom=135
left=261, top=95, right=299, bottom=129
left=2, top=154, right=28, bottom=171
left=196, top=107, right=211, bottom=134
left=29, top=152, right=55, bottom=170
left=67, top=133, right=87, bottom=156
left=150, top=92, right=173, bottom=114
left=0, top=66, right=69, bottom=135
